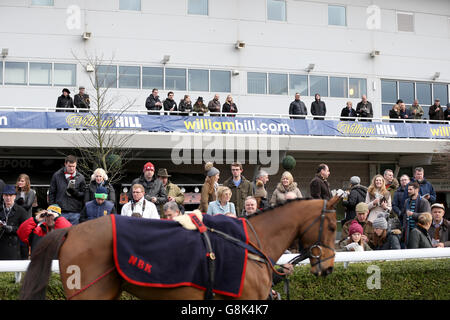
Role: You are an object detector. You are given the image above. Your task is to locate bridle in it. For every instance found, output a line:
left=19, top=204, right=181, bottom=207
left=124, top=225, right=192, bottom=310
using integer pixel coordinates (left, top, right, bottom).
left=289, top=200, right=336, bottom=270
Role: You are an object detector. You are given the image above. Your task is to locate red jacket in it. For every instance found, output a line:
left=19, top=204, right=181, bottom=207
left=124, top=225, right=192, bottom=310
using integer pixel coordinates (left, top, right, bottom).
left=18, top=216, right=72, bottom=247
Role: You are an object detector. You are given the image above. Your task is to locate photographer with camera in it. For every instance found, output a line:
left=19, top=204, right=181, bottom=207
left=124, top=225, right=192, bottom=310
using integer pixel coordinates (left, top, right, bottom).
left=0, top=185, right=29, bottom=260
left=48, top=155, right=86, bottom=225
left=18, top=204, right=71, bottom=254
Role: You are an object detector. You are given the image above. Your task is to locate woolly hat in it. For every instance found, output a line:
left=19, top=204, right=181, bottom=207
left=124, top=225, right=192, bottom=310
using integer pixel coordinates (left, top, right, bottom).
left=355, top=202, right=369, bottom=213
left=348, top=220, right=363, bottom=236
left=254, top=180, right=267, bottom=198
left=205, top=162, right=220, bottom=177
left=143, top=162, right=155, bottom=172
left=95, top=186, right=108, bottom=200
left=372, top=214, right=388, bottom=230
left=47, top=204, right=61, bottom=215
left=350, top=176, right=361, bottom=186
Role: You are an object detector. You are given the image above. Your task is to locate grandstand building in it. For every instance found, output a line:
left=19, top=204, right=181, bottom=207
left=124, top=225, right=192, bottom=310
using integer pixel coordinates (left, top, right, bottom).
left=0, top=0, right=449, bottom=213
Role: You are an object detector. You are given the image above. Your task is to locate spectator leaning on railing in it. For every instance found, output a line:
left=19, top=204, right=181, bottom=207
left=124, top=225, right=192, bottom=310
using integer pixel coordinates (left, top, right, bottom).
left=289, top=93, right=307, bottom=119
left=208, top=94, right=221, bottom=116
left=145, top=88, right=163, bottom=115
left=222, top=95, right=238, bottom=117
left=429, top=98, right=444, bottom=122
left=410, top=99, right=424, bottom=120
left=340, top=101, right=357, bottom=121
left=356, top=95, right=373, bottom=121
left=310, top=93, right=326, bottom=120
left=444, top=103, right=450, bottom=122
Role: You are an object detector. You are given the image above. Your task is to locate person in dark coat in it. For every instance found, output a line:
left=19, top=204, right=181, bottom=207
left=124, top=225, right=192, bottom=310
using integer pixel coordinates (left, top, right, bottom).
left=355, top=95, right=373, bottom=121
left=404, top=167, right=436, bottom=204
left=208, top=94, right=221, bottom=116
left=444, top=103, right=450, bottom=122
left=55, top=88, right=74, bottom=112
left=74, top=86, right=90, bottom=113
left=48, top=155, right=86, bottom=225
left=0, top=185, right=29, bottom=260
left=408, top=212, right=433, bottom=249
left=130, top=162, right=168, bottom=207
left=163, top=91, right=177, bottom=115
left=429, top=98, right=444, bottom=122
left=15, top=173, right=36, bottom=217
left=178, top=95, right=193, bottom=116
left=342, top=176, right=367, bottom=225
left=392, top=174, right=410, bottom=217
left=340, top=101, right=357, bottom=121
left=80, top=186, right=116, bottom=223
left=0, top=179, right=5, bottom=206
left=310, top=93, right=326, bottom=120
left=309, top=163, right=331, bottom=200
left=372, top=214, right=401, bottom=250
left=389, top=104, right=402, bottom=123
left=145, top=88, right=163, bottom=115
left=223, top=162, right=253, bottom=217
left=84, top=168, right=116, bottom=204
left=289, top=93, right=307, bottom=119
left=222, top=95, right=238, bottom=117
left=193, top=96, right=208, bottom=116
left=428, top=203, right=450, bottom=247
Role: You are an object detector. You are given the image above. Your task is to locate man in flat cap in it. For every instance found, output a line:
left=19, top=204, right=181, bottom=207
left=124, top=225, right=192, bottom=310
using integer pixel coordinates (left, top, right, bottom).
left=74, top=86, right=90, bottom=113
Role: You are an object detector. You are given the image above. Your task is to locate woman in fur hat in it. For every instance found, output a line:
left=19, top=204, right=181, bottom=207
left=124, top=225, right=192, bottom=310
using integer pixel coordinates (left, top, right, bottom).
left=198, top=162, right=220, bottom=213
left=270, top=171, right=303, bottom=207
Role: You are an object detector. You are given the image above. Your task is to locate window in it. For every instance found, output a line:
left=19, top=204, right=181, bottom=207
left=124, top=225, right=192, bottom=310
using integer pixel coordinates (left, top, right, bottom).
left=267, top=0, right=286, bottom=21
left=165, top=68, right=186, bottom=91
left=31, top=0, right=54, bottom=6
left=328, top=5, right=346, bottom=26
left=349, top=78, right=367, bottom=98
left=142, top=67, right=163, bottom=89
left=188, top=69, right=209, bottom=91
left=54, top=63, right=76, bottom=86
left=5, top=62, right=27, bottom=85
left=210, top=70, right=230, bottom=93
left=0, top=62, right=3, bottom=85
left=289, top=74, right=308, bottom=96
left=398, top=81, right=414, bottom=104
left=188, top=0, right=208, bottom=15
left=382, top=104, right=393, bottom=117
left=397, top=12, right=414, bottom=32
left=247, top=72, right=267, bottom=94
left=433, top=84, right=448, bottom=105
left=330, top=77, right=348, bottom=98
left=119, top=0, right=141, bottom=11
left=381, top=80, right=397, bottom=103
left=416, top=83, right=431, bottom=105
left=119, top=66, right=140, bottom=89
left=309, top=76, right=328, bottom=97
left=268, top=73, right=288, bottom=95
left=96, top=65, right=117, bottom=88
left=29, top=62, right=51, bottom=86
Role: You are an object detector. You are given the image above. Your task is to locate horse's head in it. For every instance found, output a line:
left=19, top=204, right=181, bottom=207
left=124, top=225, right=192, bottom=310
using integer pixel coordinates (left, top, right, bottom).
left=297, top=196, right=338, bottom=277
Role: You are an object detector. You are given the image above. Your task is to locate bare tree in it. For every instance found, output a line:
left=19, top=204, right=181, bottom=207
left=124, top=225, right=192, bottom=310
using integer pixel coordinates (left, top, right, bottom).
left=67, top=51, right=139, bottom=184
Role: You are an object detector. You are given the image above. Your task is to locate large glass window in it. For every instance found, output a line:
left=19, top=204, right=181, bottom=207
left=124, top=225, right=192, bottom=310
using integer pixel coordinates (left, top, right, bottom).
left=188, top=0, right=208, bottom=15
left=268, top=73, right=288, bottom=95
left=349, top=78, right=367, bottom=98
left=309, top=75, right=328, bottom=97
left=210, top=70, right=230, bottom=93
left=330, top=77, right=348, bottom=98
left=31, top=0, right=54, bottom=6
left=289, top=74, right=308, bottom=96
left=382, top=104, right=393, bottom=117
left=247, top=72, right=267, bottom=94
left=328, top=5, right=346, bottom=26
left=433, top=84, right=448, bottom=105
left=54, top=63, right=76, bottom=86
left=165, top=68, right=186, bottom=91
left=96, top=65, right=117, bottom=88
left=119, top=66, right=140, bottom=89
left=29, top=62, right=51, bottom=86
left=119, top=0, right=141, bottom=11
left=188, top=69, right=209, bottom=91
left=381, top=80, right=397, bottom=103
left=267, top=0, right=286, bottom=21
left=5, top=62, right=27, bottom=85
left=415, top=83, right=431, bottom=105
left=398, top=81, right=414, bottom=104
left=142, top=67, right=163, bottom=89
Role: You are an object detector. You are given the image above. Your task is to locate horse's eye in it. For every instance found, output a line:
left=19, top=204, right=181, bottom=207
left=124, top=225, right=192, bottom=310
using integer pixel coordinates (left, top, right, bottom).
left=328, top=224, right=336, bottom=232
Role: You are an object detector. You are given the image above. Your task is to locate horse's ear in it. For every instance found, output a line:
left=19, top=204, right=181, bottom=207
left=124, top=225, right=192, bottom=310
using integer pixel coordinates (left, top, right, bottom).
left=326, top=195, right=341, bottom=209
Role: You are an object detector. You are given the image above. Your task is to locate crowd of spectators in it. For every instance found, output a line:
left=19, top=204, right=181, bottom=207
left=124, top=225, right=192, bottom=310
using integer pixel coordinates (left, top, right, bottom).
left=0, top=158, right=448, bottom=264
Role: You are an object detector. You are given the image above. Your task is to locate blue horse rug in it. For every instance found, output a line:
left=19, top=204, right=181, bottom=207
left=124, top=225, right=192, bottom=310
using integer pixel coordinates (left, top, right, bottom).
left=111, top=214, right=250, bottom=297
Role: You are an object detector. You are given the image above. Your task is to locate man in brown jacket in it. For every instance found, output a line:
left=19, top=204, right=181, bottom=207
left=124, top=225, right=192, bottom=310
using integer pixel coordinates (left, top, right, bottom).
left=340, top=202, right=375, bottom=249
left=309, top=163, right=331, bottom=200
left=158, top=169, right=184, bottom=217
left=223, top=162, right=253, bottom=217
left=428, top=203, right=450, bottom=247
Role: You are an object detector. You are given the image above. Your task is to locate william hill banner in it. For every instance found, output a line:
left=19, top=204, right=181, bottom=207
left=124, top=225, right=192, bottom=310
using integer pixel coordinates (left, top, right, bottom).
left=0, top=111, right=449, bottom=139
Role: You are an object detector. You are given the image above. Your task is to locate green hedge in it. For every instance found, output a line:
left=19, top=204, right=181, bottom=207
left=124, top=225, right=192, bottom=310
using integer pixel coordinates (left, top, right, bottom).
left=1, top=259, right=449, bottom=300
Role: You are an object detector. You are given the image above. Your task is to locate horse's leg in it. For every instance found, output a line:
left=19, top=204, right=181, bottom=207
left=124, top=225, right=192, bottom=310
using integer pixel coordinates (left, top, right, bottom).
left=59, top=216, right=123, bottom=300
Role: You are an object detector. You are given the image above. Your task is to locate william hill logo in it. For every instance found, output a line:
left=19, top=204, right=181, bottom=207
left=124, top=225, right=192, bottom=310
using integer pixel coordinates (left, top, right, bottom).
left=337, top=122, right=398, bottom=136
left=65, top=115, right=142, bottom=128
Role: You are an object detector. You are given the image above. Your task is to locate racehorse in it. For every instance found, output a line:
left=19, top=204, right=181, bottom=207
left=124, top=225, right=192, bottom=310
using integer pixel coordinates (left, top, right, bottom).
left=20, top=196, right=338, bottom=300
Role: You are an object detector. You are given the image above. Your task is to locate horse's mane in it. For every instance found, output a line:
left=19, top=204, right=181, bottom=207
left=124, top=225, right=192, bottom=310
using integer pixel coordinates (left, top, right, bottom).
left=247, top=197, right=314, bottom=219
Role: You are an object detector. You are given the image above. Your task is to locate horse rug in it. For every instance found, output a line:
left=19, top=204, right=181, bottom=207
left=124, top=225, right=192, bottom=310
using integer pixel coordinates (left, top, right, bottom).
left=111, top=214, right=250, bottom=297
